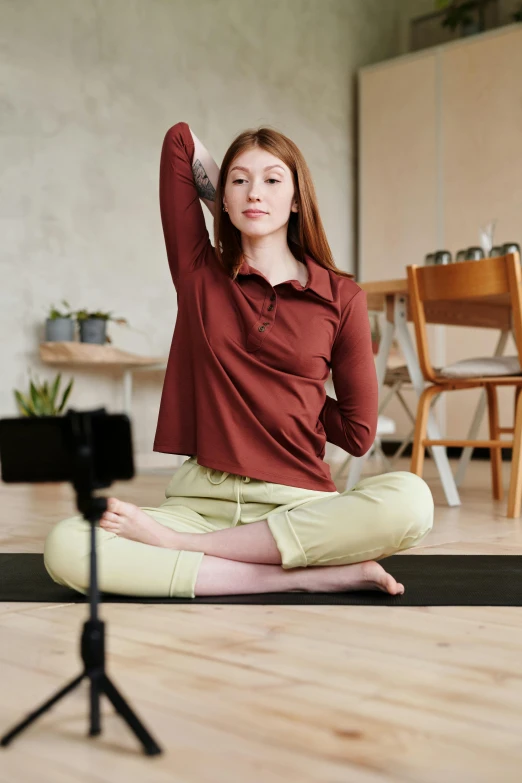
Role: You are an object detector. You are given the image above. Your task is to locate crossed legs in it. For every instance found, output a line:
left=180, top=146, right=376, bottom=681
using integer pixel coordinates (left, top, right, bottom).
left=98, top=498, right=406, bottom=596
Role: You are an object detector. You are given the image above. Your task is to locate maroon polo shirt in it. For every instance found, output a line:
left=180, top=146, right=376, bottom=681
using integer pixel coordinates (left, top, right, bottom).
left=153, top=122, right=378, bottom=491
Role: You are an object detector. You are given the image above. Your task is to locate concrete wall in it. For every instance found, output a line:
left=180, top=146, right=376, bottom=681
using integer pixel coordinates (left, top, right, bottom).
left=1, top=0, right=405, bottom=469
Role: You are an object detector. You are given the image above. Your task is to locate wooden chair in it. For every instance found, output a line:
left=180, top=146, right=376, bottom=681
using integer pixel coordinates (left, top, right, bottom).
left=407, top=252, right=522, bottom=518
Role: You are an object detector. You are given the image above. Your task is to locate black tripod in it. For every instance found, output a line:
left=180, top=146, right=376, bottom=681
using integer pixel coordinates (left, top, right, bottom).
left=0, top=411, right=162, bottom=756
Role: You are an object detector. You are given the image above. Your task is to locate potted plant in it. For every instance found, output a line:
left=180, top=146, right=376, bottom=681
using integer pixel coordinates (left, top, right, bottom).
left=75, top=309, right=129, bottom=345
left=14, top=371, right=74, bottom=417
left=435, top=0, right=495, bottom=37
left=45, top=299, right=75, bottom=342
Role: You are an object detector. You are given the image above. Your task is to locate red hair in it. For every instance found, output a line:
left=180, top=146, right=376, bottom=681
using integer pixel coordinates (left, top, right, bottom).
left=213, top=126, right=354, bottom=281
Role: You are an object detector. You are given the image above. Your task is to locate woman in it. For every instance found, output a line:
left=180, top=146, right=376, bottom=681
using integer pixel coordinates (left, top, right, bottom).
left=44, top=122, right=434, bottom=599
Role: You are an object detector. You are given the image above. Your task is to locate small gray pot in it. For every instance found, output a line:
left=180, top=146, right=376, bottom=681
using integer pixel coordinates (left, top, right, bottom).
left=45, top=317, right=75, bottom=342
left=79, top=318, right=107, bottom=345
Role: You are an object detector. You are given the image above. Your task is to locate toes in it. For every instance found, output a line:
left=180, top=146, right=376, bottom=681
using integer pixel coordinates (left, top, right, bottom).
left=100, top=511, right=119, bottom=528
left=107, top=498, right=136, bottom=516
left=99, top=519, right=117, bottom=531
left=100, top=510, right=117, bottom=522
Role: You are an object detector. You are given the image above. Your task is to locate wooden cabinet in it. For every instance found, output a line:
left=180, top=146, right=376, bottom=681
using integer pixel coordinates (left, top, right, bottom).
left=358, top=24, right=522, bottom=438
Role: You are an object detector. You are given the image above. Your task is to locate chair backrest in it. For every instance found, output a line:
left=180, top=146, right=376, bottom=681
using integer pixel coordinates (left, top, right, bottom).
left=407, top=252, right=522, bottom=381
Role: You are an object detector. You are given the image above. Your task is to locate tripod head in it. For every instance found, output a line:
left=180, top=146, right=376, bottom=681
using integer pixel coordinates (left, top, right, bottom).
left=0, top=407, right=134, bottom=518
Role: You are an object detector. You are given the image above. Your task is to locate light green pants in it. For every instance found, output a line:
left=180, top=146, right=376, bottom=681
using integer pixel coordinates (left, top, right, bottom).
left=43, top=456, right=434, bottom=599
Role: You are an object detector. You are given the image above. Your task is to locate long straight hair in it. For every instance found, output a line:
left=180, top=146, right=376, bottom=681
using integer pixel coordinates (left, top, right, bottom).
left=213, top=126, right=354, bottom=281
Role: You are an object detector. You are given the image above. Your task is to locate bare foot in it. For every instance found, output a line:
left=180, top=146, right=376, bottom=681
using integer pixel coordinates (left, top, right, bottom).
left=306, top=560, right=405, bottom=596
left=99, top=498, right=176, bottom=548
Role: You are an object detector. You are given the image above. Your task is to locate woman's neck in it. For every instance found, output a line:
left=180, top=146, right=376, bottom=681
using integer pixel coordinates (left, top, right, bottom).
left=241, top=234, right=302, bottom=286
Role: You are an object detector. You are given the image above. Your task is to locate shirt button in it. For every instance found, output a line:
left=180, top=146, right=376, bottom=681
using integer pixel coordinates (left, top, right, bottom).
left=270, top=294, right=276, bottom=301
left=258, top=325, right=265, bottom=332
left=267, top=304, right=274, bottom=311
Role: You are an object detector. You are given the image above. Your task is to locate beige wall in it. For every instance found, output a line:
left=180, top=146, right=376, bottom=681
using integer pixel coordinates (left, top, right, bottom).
left=397, top=0, right=436, bottom=53
left=1, top=0, right=405, bottom=469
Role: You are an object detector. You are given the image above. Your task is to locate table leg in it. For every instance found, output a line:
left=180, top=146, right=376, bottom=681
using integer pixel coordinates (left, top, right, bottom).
left=394, top=294, right=461, bottom=507
left=375, top=317, right=396, bottom=388
left=454, top=329, right=511, bottom=488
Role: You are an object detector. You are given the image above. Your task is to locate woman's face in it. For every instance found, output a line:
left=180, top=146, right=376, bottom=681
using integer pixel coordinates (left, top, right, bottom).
left=223, top=147, right=298, bottom=237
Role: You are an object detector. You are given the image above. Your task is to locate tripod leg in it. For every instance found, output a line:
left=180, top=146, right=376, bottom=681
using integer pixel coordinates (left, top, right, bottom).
left=1, top=672, right=85, bottom=747
left=89, top=670, right=102, bottom=737
left=100, top=674, right=162, bottom=756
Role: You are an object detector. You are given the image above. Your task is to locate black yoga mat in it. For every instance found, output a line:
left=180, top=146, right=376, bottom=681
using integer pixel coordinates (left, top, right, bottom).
left=1, top=553, right=521, bottom=605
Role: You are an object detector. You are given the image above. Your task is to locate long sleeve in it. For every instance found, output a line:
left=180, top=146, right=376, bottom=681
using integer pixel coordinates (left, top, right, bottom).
left=319, top=288, right=378, bottom=456
left=159, top=122, right=212, bottom=290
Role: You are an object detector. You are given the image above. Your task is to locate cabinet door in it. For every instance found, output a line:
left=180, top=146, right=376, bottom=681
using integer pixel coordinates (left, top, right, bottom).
left=442, top=25, right=522, bottom=438
left=359, top=53, right=437, bottom=281
left=359, top=53, right=439, bottom=437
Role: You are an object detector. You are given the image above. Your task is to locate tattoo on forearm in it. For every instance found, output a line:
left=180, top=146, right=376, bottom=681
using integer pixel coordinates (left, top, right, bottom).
left=192, top=159, right=216, bottom=201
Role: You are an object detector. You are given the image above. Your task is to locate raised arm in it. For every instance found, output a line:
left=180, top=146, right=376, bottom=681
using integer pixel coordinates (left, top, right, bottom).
left=319, top=289, right=378, bottom=456
left=159, top=122, right=219, bottom=288
left=191, top=128, right=220, bottom=218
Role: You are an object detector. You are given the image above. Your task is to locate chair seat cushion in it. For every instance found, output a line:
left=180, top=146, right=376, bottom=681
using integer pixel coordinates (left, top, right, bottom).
left=439, top=355, right=522, bottom=378
left=384, top=364, right=442, bottom=385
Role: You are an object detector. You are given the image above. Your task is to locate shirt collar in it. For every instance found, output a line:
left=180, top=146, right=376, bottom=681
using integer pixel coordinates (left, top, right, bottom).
left=236, top=253, right=334, bottom=302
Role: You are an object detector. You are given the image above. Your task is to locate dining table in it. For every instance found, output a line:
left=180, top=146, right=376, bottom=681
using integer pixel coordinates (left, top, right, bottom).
left=353, top=277, right=514, bottom=507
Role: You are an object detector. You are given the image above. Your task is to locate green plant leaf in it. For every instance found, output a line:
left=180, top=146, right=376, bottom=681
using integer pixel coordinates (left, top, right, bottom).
left=14, top=390, right=34, bottom=417
left=26, top=391, right=38, bottom=415
left=29, top=381, right=43, bottom=416
left=50, top=373, right=61, bottom=408
left=49, top=301, right=73, bottom=319
left=57, top=378, right=74, bottom=413
left=40, top=393, right=49, bottom=415
left=40, top=388, right=53, bottom=415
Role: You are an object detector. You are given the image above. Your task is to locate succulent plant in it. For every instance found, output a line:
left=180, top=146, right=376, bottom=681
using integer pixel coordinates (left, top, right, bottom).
left=47, top=299, right=74, bottom=320
left=75, top=309, right=128, bottom=325
left=435, top=0, right=494, bottom=33
left=14, top=371, right=74, bottom=417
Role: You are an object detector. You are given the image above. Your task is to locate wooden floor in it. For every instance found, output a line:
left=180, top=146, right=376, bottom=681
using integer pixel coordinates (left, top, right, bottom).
left=2, top=456, right=522, bottom=782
